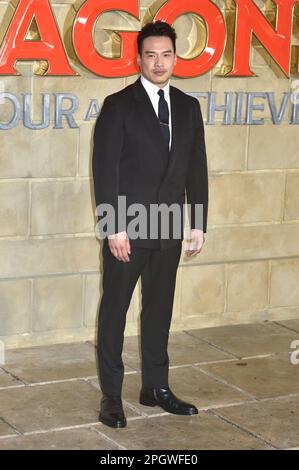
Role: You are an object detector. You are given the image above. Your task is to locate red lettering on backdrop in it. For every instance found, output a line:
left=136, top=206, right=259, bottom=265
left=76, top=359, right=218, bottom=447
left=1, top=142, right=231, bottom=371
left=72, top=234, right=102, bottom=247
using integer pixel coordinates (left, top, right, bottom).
left=0, top=0, right=296, bottom=77
left=228, top=0, right=296, bottom=77
left=155, top=0, right=226, bottom=77
left=73, top=0, right=139, bottom=77
left=72, top=0, right=226, bottom=77
left=0, top=0, right=75, bottom=75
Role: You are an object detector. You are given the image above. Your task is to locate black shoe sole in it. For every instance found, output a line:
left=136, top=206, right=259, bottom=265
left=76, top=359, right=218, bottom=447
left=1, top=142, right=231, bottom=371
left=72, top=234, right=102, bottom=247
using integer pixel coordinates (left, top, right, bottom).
left=99, top=414, right=127, bottom=428
left=163, top=408, right=199, bottom=416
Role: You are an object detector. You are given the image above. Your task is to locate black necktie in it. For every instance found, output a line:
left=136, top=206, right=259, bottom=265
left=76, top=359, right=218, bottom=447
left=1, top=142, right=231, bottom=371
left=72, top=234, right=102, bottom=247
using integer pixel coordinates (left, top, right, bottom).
left=158, top=89, right=170, bottom=149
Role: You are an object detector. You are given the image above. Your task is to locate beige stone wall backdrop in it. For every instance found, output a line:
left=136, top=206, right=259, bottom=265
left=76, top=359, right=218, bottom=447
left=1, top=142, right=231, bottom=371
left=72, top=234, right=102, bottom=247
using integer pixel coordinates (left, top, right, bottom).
left=1, top=0, right=299, bottom=348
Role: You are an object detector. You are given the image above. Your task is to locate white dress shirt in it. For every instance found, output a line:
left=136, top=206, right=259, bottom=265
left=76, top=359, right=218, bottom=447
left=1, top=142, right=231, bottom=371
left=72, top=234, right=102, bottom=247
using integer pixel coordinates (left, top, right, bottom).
left=140, top=75, right=172, bottom=150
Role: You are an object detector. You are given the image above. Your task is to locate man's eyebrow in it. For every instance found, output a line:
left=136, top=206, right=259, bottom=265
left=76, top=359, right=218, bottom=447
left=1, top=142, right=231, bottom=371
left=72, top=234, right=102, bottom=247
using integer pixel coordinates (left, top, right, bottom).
left=144, top=50, right=173, bottom=54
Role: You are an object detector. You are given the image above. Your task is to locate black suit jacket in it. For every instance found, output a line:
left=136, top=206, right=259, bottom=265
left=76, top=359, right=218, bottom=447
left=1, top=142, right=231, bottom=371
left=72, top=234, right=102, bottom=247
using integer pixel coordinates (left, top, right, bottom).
left=92, top=77, right=209, bottom=250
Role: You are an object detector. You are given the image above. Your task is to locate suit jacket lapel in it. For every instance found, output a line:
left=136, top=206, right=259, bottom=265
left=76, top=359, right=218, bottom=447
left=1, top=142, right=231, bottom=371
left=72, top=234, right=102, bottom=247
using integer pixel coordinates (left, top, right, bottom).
left=159, top=85, right=181, bottom=186
left=133, top=77, right=168, bottom=156
left=167, top=86, right=178, bottom=166
left=132, top=77, right=181, bottom=185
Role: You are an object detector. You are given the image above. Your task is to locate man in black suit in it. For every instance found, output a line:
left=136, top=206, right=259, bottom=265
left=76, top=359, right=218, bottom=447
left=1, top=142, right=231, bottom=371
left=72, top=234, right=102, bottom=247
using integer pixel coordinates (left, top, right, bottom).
left=92, top=21, right=208, bottom=428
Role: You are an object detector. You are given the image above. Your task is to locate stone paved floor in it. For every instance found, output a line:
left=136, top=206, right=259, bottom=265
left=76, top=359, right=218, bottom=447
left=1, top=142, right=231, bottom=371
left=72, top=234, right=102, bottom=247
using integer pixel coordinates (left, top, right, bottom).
left=0, top=319, right=299, bottom=450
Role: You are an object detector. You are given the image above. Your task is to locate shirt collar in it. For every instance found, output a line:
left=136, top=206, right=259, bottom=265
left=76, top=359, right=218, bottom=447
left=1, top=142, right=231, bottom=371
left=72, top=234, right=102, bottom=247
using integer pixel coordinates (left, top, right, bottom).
left=140, top=75, right=170, bottom=100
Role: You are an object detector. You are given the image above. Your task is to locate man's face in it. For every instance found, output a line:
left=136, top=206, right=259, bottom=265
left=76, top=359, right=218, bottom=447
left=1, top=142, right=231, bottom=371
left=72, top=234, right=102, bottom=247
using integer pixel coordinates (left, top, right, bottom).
left=137, top=36, right=177, bottom=88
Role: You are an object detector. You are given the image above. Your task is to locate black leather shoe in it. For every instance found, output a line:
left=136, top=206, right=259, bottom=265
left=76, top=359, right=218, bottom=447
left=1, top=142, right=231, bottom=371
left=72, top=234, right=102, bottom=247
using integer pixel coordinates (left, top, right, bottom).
left=99, top=394, right=127, bottom=428
left=140, top=387, right=198, bottom=415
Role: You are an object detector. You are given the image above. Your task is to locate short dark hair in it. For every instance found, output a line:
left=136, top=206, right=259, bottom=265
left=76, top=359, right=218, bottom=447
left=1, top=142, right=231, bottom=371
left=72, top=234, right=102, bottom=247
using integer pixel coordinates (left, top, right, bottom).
left=137, top=21, right=177, bottom=55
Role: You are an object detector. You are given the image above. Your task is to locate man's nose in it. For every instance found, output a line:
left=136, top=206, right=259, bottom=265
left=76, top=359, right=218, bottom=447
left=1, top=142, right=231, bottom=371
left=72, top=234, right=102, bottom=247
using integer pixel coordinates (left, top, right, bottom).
left=155, top=56, right=163, bottom=67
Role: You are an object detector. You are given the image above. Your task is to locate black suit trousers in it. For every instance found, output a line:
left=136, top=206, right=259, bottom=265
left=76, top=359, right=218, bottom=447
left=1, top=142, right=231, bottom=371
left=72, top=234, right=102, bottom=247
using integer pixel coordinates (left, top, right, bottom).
left=97, top=240, right=182, bottom=396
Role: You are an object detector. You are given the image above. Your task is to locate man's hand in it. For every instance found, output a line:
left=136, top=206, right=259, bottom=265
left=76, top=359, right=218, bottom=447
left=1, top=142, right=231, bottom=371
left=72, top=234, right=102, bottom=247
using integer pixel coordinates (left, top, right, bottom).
left=108, top=231, right=131, bottom=262
left=185, top=229, right=205, bottom=257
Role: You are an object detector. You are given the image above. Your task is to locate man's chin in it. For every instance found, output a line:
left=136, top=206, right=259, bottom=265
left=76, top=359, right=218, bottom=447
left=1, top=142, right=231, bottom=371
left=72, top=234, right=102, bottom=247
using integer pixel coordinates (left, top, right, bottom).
left=150, top=75, right=170, bottom=85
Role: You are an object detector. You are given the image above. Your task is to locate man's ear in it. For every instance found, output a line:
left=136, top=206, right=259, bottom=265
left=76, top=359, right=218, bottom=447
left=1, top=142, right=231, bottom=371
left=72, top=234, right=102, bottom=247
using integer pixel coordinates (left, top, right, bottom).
left=137, top=54, right=141, bottom=66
